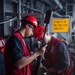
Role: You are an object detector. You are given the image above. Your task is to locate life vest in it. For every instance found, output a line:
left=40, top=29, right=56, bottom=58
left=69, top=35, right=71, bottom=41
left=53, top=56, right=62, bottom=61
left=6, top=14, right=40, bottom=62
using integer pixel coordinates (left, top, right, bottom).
left=4, top=32, right=32, bottom=75
left=43, top=37, right=72, bottom=75
left=0, top=39, right=5, bottom=53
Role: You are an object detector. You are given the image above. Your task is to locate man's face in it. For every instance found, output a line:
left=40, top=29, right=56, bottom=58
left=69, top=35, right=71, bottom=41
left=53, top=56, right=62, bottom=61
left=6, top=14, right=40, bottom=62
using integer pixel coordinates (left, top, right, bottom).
left=38, top=32, right=49, bottom=44
left=25, top=24, right=34, bottom=37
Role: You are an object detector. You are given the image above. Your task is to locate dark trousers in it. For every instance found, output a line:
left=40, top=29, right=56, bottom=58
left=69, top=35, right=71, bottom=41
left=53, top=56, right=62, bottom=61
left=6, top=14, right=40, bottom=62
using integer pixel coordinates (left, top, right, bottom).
left=0, top=52, right=5, bottom=75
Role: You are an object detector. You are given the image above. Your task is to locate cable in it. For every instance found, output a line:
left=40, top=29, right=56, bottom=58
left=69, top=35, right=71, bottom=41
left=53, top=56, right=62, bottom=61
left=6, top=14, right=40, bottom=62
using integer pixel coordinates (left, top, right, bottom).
left=0, top=16, right=17, bottom=24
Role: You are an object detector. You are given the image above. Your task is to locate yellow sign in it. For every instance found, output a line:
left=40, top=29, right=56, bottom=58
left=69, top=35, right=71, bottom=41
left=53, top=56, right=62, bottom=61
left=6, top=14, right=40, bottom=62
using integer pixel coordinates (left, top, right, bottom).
left=52, top=18, right=69, bottom=32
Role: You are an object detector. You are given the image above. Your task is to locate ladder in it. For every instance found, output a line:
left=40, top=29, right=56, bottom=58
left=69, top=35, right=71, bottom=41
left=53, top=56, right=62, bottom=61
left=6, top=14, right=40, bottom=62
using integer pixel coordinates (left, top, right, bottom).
left=66, top=3, right=73, bottom=16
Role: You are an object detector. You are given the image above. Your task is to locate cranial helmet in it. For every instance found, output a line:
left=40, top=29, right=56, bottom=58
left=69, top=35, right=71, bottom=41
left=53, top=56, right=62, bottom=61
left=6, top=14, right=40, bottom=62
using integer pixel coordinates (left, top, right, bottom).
left=21, top=15, right=38, bottom=28
left=33, top=25, right=45, bottom=40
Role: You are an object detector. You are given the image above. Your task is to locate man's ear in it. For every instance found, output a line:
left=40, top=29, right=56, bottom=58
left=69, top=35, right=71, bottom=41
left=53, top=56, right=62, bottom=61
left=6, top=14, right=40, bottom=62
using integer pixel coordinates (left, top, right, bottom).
left=25, top=25, right=29, bottom=29
left=46, top=32, right=48, bottom=36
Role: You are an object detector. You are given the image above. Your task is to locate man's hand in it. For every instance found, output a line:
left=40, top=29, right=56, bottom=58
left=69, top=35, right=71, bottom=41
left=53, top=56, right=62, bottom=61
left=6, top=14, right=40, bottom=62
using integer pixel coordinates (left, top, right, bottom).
left=35, top=45, right=47, bottom=56
left=43, top=67, right=56, bottom=72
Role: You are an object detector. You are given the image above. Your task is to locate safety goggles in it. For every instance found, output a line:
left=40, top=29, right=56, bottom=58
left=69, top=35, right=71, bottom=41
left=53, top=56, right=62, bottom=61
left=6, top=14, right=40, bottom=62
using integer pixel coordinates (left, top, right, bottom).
left=28, top=24, right=34, bottom=30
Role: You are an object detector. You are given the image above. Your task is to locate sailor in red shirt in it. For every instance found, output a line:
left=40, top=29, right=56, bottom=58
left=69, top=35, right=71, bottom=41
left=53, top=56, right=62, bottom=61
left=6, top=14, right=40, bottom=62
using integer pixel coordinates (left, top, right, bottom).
left=0, top=36, right=5, bottom=53
left=34, top=25, right=73, bottom=75
left=4, top=15, right=47, bottom=75
left=0, top=36, right=5, bottom=75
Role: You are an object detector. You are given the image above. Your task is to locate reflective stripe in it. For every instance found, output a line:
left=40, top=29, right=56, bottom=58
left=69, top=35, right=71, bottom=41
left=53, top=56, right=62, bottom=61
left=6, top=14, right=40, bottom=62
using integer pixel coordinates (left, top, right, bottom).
left=0, top=41, right=3, bottom=46
left=0, top=40, right=5, bottom=53
left=1, top=40, right=5, bottom=46
left=0, top=40, right=5, bottom=47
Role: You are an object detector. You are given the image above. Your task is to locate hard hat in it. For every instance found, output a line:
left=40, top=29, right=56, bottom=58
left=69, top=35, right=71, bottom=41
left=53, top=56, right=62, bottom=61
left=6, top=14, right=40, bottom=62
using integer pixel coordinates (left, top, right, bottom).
left=21, top=15, right=38, bottom=28
left=33, top=25, right=45, bottom=40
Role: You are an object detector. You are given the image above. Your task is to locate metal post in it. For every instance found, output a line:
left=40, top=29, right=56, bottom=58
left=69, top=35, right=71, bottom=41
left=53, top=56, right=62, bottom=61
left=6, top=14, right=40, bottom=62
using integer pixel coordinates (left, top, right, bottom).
left=30, top=0, right=34, bottom=13
left=40, top=3, right=45, bottom=25
left=54, top=0, right=63, bottom=9
left=18, top=0, right=21, bottom=28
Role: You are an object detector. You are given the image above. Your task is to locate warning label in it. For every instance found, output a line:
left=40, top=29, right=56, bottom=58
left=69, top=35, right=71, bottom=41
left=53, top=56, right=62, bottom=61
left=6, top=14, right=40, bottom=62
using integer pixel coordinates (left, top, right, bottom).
left=52, top=18, right=69, bottom=32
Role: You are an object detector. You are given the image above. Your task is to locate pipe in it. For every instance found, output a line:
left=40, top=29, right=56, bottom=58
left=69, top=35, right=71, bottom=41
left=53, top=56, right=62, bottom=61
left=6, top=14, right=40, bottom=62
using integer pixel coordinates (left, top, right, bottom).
left=54, top=12, right=62, bottom=17
left=39, top=0, right=51, bottom=6
left=21, top=3, right=42, bottom=13
left=54, top=0, right=63, bottom=9
left=12, top=0, right=42, bottom=13
left=18, top=0, right=21, bottom=27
